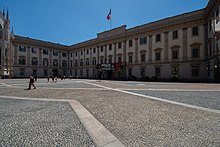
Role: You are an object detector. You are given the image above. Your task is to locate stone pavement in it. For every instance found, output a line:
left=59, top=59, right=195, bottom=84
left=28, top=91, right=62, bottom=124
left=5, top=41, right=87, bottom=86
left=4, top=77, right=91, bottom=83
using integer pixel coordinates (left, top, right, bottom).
left=0, top=78, right=220, bottom=146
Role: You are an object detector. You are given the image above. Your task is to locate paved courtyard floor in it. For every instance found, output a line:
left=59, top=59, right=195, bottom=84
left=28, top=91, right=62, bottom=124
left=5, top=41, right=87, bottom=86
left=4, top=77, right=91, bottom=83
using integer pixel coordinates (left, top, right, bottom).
left=0, top=78, right=220, bottom=146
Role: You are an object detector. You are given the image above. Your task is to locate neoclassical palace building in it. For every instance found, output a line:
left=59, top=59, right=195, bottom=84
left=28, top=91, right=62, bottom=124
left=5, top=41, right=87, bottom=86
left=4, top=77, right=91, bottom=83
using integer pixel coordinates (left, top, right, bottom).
left=0, top=0, right=220, bottom=82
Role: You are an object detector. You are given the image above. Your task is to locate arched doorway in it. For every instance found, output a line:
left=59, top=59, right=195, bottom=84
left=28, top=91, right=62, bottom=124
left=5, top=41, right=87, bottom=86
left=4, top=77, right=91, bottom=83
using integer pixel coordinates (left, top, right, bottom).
left=52, top=69, right=59, bottom=77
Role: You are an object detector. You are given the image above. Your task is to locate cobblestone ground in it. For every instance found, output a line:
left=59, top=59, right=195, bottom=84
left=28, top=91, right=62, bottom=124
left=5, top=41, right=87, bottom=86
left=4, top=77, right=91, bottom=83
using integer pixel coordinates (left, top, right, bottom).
left=0, top=98, right=95, bottom=147
left=0, top=79, right=220, bottom=146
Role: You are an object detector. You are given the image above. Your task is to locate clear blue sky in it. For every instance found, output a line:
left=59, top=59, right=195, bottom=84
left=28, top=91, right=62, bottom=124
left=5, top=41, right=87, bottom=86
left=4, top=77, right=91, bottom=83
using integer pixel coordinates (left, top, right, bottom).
left=1, top=0, right=208, bottom=45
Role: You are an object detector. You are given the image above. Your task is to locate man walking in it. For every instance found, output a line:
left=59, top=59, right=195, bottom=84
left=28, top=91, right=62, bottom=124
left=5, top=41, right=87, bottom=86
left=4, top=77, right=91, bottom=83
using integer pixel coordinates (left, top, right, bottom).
left=28, top=75, right=36, bottom=90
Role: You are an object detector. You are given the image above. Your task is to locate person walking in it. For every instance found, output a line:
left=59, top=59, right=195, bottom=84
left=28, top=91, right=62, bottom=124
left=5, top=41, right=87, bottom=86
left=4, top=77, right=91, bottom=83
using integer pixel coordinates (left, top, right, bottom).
left=28, top=75, right=36, bottom=90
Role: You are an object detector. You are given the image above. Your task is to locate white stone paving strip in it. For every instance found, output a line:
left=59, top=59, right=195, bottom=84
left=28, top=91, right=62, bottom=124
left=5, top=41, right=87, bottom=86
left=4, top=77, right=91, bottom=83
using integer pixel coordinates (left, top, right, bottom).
left=83, top=81, right=220, bottom=114
left=69, top=100, right=125, bottom=147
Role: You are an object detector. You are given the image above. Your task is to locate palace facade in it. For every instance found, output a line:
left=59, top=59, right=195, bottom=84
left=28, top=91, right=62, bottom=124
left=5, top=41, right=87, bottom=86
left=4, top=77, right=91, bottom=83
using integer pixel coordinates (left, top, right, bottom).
left=0, top=0, right=220, bottom=82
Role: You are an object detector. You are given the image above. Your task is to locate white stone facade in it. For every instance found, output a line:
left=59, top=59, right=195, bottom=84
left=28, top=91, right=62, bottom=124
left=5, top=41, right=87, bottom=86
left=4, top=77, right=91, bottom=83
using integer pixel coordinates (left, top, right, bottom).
left=2, top=0, right=220, bottom=82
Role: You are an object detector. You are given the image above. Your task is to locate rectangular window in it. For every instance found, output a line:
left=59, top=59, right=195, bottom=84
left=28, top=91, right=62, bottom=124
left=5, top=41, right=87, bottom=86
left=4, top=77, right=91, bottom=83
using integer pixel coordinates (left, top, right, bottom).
left=141, top=54, right=146, bottom=62
left=20, top=69, right=25, bottom=76
left=93, top=48, right=96, bottom=53
left=155, top=67, right=160, bottom=76
left=43, top=49, right=48, bottom=55
left=192, top=65, right=199, bottom=76
left=53, top=51, right=58, bottom=56
left=129, top=40, right=133, bottom=47
left=192, top=26, right=199, bottom=36
left=75, top=52, right=77, bottom=56
left=81, top=50, right=83, bottom=55
left=32, top=48, right=37, bottom=54
left=172, top=50, right=178, bottom=59
left=101, top=46, right=103, bottom=52
left=155, top=53, right=161, bottom=61
left=156, top=34, right=161, bottom=42
left=44, top=70, right=48, bottom=76
left=118, top=42, right=122, bottom=49
left=87, top=49, right=89, bottom=54
left=109, top=44, right=112, bottom=50
left=118, top=56, right=122, bottom=63
left=192, top=48, right=199, bottom=58
left=172, top=31, right=178, bottom=39
left=19, top=46, right=26, bottom=52
left=128, top=56, right=133, bottom=63
left=140, top=37, right=147, bottom=45
left=128, top=68, right=132, bottom=76
left=62, top=52, right=67, bottom=57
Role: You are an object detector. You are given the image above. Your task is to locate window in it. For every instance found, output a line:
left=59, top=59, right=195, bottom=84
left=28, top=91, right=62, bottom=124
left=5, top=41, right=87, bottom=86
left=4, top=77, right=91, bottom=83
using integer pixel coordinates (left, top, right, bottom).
left=32, top=48, right=37, bottom=54
left=86, top=59, right=90, bottom=66
left=20, top=69, right=25, bottom=76
left=93, top=48, right=96, bottom=53
left=172, top=66, right=178, bottom=75
left=109, top=44, right=112, bottom=50
left=80, top=69, right=83, bottom=76
left=44, top=70, right=48, bottom=76
left=31, top=57, right=38, bottom=66
left=172, top=50, right=178, bottom=59
left=71, top=53, right=73, bottom=57
left=19, top=56, right=26, bottom=65
left=192, top=48, right=199, bottom=58
left=43, top=58, right=49, bottom=66
left=156, top=34, right=161, bottom=42
left=92, top=58, right=96, bottom=65
left=141, top=54, right=146, bottom=62
left=128, top=56, right=133, bottom=63
left=140, top=67, right=145, bottom=77
left=118, top=42, right=122, bottom=49
left=75, top=52, right=77, bottom=56
left=155, top=67, right=161, bottom=76
left=172, top=31, right=178, bottom=39
left=209, top=20, right=212, bottom=31
left=80, top=59, right=83, bottom=66
left=101, top=46, right=103, bottom=52
left=118, top=56, right=122, bottom=63
left=19, top=46, right=26, bottom=52
left=81, top=50, right=83, bottom=55
left=129, top=40, right=133, bottom=47
left=192, top=65, right=199, bottom=76
left=43, top=49, right=48, bottom=55
left=53, top=51, right=58, bottom=56
left=62, top=60, right=67, bottom=67
left=155, top=53, right=161, bottom=61
left=75, top=60, right=78, bottom=67
left=62, top=52, right=67, bottom=57
left=108, top=56, right=112, bottom=63
left=128, top=68, right=132, bottom=76
left=70, top=60, right=73, bottom=67
left=87, top=49, right=89, bottom=55
left=140, top=37, right=147, bottom=45
left=100, top=58, right=104, bottom=64
left=53, top=59, right=58, bottom=67
left=192, top=26, right=199, bottom=36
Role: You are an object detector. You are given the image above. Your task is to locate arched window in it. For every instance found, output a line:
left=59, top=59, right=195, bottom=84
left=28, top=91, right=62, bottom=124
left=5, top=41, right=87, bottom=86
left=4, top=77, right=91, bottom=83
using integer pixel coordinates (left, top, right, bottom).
left=62, top=60, right=67, bottom=67
left=53, top=59, right=58, bottom=67
left=43, top=58, right=49, bottom=66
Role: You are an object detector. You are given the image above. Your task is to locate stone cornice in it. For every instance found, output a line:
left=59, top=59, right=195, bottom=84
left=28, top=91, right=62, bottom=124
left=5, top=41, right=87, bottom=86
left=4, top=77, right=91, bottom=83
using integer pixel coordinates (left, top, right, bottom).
left=13, top=35, right=69, bottom=51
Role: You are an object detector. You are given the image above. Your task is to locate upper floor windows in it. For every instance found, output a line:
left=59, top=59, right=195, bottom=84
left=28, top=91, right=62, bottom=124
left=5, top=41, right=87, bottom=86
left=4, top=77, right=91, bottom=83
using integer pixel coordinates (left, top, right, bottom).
left=43, top=49, right=48, bottom=55
left=32, top=48, right=37, bottom=54
left=172, top=31, right=178, bottom=39
left=140, top=37, right=147, bottom=45
left=156, top=34, right=161, bottom=42
left=129, top=40, right=133, bottom=47
left=62, top=52, right=67, bottom=57
left=118, top=42, right=122, bottom=49
left=19, top=46, right=26, bottom=52
left=53, top=51, right=58, bottom=56
left=192, top=26, right=199, bottom=36
left=109, top=44, right=112, bottom=51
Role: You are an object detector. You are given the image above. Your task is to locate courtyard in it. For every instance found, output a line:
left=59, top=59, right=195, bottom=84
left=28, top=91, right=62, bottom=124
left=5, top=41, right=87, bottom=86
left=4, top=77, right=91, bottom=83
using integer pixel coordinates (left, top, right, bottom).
left=0, top=78, right=220, bottom=146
